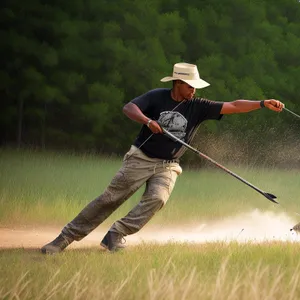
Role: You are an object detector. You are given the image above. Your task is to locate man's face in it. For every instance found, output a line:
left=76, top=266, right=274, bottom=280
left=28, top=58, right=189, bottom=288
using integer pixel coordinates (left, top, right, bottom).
left=177, top=81, right=196, bottom=100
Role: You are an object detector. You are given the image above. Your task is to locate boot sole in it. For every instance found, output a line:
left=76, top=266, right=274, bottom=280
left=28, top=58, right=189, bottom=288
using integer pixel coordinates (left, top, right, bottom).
left=41, top=245, right=63, bottom=255
left=100, top=242, right=125, bottom=252
left=100, top=242, right=108, bottom=250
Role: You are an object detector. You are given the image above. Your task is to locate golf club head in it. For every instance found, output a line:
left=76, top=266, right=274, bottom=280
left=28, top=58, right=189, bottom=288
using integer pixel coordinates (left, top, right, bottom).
left=263, top=192, right=278, bottom=204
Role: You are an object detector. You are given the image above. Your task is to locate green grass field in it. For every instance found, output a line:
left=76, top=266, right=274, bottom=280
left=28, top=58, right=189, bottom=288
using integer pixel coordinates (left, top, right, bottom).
left=1, top=148, right=299, bottom=226
left=1, top=149, right=300, bottom=299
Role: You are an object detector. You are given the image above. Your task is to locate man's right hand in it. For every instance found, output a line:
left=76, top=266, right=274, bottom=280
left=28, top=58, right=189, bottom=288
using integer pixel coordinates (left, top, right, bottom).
left=148, top=120, right=163, bottom=134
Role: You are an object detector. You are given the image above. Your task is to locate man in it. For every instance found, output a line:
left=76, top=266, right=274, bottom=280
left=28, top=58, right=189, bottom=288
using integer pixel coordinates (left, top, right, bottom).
left=41, top=62, right=284, bottom=254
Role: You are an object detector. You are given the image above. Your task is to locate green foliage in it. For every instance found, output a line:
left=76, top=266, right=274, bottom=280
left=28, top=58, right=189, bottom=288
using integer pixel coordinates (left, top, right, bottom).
left=1, top=0, right=299, bottom=154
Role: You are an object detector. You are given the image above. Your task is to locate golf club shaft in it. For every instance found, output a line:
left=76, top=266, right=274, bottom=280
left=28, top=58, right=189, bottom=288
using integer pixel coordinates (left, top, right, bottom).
left=283, top=107, right=300, bottom=119
left=162, top=127, right=278, bottom=204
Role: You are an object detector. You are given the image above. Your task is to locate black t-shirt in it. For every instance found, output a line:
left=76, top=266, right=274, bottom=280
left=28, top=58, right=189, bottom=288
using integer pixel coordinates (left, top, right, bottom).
left=131, top=88, right=224, bottom=160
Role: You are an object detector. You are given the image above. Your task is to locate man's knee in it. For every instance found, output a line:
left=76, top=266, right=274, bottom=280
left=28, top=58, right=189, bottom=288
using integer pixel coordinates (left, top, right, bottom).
left=148, top=194, right=169, bottom=212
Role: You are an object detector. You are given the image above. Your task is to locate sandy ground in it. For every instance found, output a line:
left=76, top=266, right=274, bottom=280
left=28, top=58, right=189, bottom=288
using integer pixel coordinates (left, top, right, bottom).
left=1, top=210, right=300, bottom=250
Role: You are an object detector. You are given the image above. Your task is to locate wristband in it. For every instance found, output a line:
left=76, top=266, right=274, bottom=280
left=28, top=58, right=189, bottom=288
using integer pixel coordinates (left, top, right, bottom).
left=146, top=119, right=152, bottom=127
left=260, top=100, right=265, bottom=108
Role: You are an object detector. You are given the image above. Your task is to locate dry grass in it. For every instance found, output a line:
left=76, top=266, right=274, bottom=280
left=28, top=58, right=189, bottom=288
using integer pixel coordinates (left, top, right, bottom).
left=1, top=243, right=300, bottom=299
left=1, top=150, right=300, bottom=299
left=1, top=257, right=299, bottom=300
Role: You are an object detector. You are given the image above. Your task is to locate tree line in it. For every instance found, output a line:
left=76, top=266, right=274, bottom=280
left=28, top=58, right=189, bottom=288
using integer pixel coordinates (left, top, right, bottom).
left=1, top=0, right=300, bottom=162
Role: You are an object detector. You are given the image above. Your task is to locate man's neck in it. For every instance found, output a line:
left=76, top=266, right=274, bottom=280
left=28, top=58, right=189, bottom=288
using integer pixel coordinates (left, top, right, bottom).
left=170, top=89, right=184, bottom=102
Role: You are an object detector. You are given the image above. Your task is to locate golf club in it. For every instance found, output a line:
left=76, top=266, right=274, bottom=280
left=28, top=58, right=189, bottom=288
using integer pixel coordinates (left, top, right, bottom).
left=283, top=107, right=300, bottom=119
left=283, top=106, right=300, bottom=231
left=162, top=127, right=278, bottom=204
left=283, top=107, right=300, bottom=232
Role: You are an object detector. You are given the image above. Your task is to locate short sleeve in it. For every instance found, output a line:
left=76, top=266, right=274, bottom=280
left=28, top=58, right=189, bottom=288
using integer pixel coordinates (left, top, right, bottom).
left=198, top=98, right=224, bottom=121
left=131, top=91, right=153, bottom=113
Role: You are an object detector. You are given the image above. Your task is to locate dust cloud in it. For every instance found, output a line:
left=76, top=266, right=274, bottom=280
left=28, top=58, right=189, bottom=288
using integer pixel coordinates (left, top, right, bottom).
left=1, top=210, right=300, bottom=249
left=137, top=209, right=300, bottom=244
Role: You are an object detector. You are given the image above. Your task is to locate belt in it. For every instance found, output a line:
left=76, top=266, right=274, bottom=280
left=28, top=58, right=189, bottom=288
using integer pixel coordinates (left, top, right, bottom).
left=162, top=159, right=179, bottom=164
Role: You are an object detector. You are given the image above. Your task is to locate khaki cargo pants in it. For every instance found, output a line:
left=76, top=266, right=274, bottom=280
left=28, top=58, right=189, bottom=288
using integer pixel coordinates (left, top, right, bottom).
left=62, top=145, right=182, bottom=240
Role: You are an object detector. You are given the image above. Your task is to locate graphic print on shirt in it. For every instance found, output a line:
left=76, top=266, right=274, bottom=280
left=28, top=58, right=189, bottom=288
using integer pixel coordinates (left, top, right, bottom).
left=158, top=111, right=187, bottom=140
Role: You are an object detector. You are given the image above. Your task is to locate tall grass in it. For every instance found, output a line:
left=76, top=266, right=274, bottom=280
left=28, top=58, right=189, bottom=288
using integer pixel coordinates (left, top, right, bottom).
left=0, top=148, right=299, bottom=226
left=1, top=149, right=300, bottom=299
left=1, top=242, right=300, bottom=299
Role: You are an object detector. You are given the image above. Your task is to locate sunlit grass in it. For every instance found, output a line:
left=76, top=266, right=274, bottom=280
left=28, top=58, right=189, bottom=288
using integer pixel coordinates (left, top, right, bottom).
left=0, top=148, right=299, bottom=226
left=1, top=149, right=300, bottom=299
left=1, top=242, right=300, bottom=299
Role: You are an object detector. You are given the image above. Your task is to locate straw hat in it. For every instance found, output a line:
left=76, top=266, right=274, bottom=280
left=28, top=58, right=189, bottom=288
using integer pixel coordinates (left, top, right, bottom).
left=160, top=62, right=210, bottom=89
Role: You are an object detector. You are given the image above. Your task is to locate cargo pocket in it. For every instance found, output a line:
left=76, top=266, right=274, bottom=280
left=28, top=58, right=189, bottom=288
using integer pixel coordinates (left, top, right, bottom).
left=108, top=170, right=128, bottom=192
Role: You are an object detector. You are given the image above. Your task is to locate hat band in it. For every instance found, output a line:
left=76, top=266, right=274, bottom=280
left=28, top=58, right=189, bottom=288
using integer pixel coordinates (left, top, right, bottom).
left=174, top=71, right=190, bottom=76
left=173, top=71, right=200, bottom=80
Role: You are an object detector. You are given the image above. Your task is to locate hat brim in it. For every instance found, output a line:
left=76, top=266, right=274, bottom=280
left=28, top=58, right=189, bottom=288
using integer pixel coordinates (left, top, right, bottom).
left=160, top=76, right=210, bottom=89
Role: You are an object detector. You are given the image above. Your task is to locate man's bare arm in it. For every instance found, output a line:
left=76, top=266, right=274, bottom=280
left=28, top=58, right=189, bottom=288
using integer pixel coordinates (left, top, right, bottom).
left=220, top=99, right=284, bottom=114
left=123, top=102, right=162, bottom=133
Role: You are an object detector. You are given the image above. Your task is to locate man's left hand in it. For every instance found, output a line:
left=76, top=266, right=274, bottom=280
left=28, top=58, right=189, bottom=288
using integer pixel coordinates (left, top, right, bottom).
left=264, top=99, right=284, bottom=112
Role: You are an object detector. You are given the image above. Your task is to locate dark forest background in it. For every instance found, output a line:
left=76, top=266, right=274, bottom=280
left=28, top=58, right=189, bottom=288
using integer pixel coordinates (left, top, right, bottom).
left=1, top=0, right=300, bottom=166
